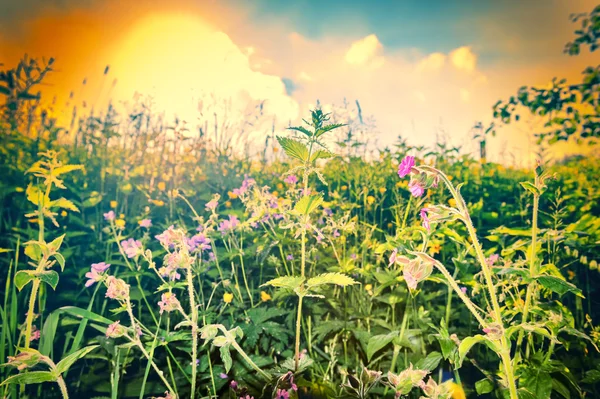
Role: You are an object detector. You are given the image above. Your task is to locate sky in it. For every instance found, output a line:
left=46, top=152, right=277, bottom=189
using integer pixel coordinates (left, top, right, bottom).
left=0, top=0, right=598, bottom=165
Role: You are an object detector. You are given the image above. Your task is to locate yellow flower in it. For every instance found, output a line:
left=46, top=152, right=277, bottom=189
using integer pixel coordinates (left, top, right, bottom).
left=228, top=191, right=238, bottom=199
left=260, top=291, right=272, bottom=302
left=152, top=200, right=165, bottom=207
left=387, top=222, right=393, bottom=229
left=223, top=292, right=234, bottom=304
left=225, top=201, right=232, bottom=208
left=567, top=270, right=575, bottom=281
left=115, top=219, right=126, bottom=228
left=366, top=195, right=375, bottom=205
left=429, top=243, right=442, bottom=255
left=448, top=198, right=457, bottom=207
left=272, top=191, right=279, bottom=197
left=110, top=200, right=118, bottom=209
left=276, top=183, right=284, bottom=190
left=119, top=213, right=125, bottom=219
left=157, top=181, right=166, bottom=191
left=341, top=185, right=348, bottom=191
left=60, top=210, right=68, bottom=217
left=450, top=383, right=466, bottom=399
left=365, top=284, right=372, bottom=291
left=378, top=187, right=386, bottom=194
left=28, top=218, right=39, bottom=224
left=273, top=147, right=279, bottom=153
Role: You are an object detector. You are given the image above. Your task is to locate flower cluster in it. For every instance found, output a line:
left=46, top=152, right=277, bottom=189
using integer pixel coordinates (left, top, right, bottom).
left=397, top=155, right=440, bottom=198
left=387, top=364, right=428, bottom=396
left=158, top=292, right=181, bottom=314
left=85, top=262, right=111, bottom=287
left=121, top=238, right=143, bottom=258
left=105, top=276, right=130, bottom=301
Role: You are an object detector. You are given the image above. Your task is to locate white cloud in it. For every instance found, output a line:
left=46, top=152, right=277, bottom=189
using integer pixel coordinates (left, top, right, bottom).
left=416, top=52, right=446, bottom=73
left=345, top=34, right=385, bottom=68
left=449, top=46, right=477, bottom=72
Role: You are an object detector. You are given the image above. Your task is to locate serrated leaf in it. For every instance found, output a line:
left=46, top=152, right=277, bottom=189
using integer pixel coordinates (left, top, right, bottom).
left=306, top=273, right=358, bottom=289
left=50, top=198, right=80, bottom=213
left=457, top=335, right=500, bottom=369
left=414, top=351, right=442, bottom=371
left=48, top=234, right=65, bottom=252
left=220, top=345, right=232, bottom=373
left=0, top=371, right=56, bottom=386
left=52, top=164, right=84, bottom=177
left=293, top=195, right=323, bottom=216
left=55, top=345, right=98, bottom=375
left=315, top=123, right=345, bottom=138
left=14, top=270, right=36, bottom=290
left=261, top=276, right=304, bottom=291
left=537, top=276, right=582, bottom=297
left=310, top=149, right=334, bottom=162
left=276, top=136, right=308, bottom=162
left=520, top=181, right=541, bottom=196
left=287, top=126, right=313, bottom=137
left=366, top=331, right=398, bottom=361
left=24, top=240, right=44, bottom=261
left=26, top=184, right=46, bottom=206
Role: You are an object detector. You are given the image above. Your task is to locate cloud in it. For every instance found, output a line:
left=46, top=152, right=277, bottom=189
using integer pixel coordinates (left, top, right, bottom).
left=344, top=34, right=384, bottom=68
left=416, top=52, right=446, bottom=73
left=449, top=46, right=477, bottom=72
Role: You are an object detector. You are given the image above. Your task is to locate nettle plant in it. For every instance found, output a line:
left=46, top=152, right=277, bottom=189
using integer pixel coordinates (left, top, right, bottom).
left=388, top=155, right=596, bottom=399
left=1, top=151, right=96, bottom=398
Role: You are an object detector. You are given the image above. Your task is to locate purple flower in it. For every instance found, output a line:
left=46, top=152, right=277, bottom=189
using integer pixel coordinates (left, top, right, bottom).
left=139, top=219, right=152, bottom=228
left=187, top=233, right=211, bottom=252
left=408, top=180, right=425, bottom=197
left=333, top=230, right=340, bottom=238
left=103, top=210, right=116, bottom=221
left=121, top=238, right=142, bottom=258
left=350, top=253, right=357, bottom=260
left=155, top=225, right=178, bottom=248
left=218, top=215, right=240, bottom=233
left=230, top=380, right=238, bottom=391
left=284, top=175, right=298, bottom=185
left=232, top=175, right=256, bottom=197
left=105, top=276, right=129, bottom=301
left=205, top=198, right=219, bottom=211
left=85, top=262, right=111, bottom=287
left=219, top=373, right=228, bottom=379
left=420, top=208, right=431, bottom=231
left=158, top=292, right=180, bottom=314
left=398, top=155, right=415, bottom=178
left=324, top=207, right=333, bottom=216
left=460, top=286, right=468, bottom=294
left=276, top=389, right=289, bottom=399
left=286, top=254, right=294, bottom=261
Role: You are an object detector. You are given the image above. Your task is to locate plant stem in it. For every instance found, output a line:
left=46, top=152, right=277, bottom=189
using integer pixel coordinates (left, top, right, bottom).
left=24, top=279, right=41, bottom=349
left=186, top=266, right=198, bottom=399
left=295, top=295, right=304, bottom=371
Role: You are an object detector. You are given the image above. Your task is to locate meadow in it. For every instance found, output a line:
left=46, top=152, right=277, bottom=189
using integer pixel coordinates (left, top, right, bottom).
left=1, top=6, right=600, bottom=399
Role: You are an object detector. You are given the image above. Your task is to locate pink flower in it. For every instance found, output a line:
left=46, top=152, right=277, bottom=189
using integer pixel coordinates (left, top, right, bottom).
left=205, top=198, right=219, bottom=211
left=105, top=276, right=130, bottom=301
left=106, top=321, right=127, bottom=338
left=155, top=225, right=178, bottom=248
left=139, top=219, right=152, bottom=228
left=30, top=327, right=40, bottom=341
left=158, top=292, right=180, bottom=314
left=486, top=254, right=500, bottom=266
left=92, top=262, right=111, bottom=273
left=155, top=392, right=175, bottom=399
left=284, top=175, right=298, bottom=185
left=398, top=155, right=415, bottom=178
left=121, top=238, right=142, bottom=258
left=420, top=208, right=431, bottom=231
left=85, top=262, right=111, bottom=287
left=460, top=286, right=468, bottom=294
left=389, top=249, right=399, bottom=266
left=218, top=215, right=240, bottom=233
left=103, top=210, right=116, bottom=221
left=276, top=389, right=289, bottom=399
left=230, top=380, right=238, bottom=391
left=408, top=180, right=425, bottom=197
left=232, top=175, right=256, bottom=197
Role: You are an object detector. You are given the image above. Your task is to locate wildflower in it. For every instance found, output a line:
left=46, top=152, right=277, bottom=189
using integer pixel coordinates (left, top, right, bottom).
left=187, top=233, right=211, bottom=252
left=219, top=373, right=228, bottom=379
left=225, top=201, right=232, bottom=208
left=367, top=195, right=375, bottom=205
left=139, top=219, right=152, bottom=228
left=110, top=200, right=118, bottom=209
left=158, top=292, right=181, bottom=314
left=275, top=389, right=289, bottom=399
left=387, top=364, right=428, bottom=396
left=85, top=262, right=111, bottom=287
left=157, top=181, right=166, bottom=191
left=590, top=260, right=598, bottom=270
left=460, top=286, right=468, bottom=295
left=341, top=185, right=348, bottom=191
left=155, top=226, right=179, bottom=248
left=106, top=321, right=127, bottom=338
left=365, top=284, right=373, bottom=295
left=105, top=276, right=130, bottom=301
left=379, top=187, right=386, bottom=194
left=350, top=253, right=357, bottom=260
left=205, top=195, right=220, bottom=211
left=261, top=291, right=272, bottom=302
left=232, top=175, right=256, bottom=197
left=121, top=238, right=142, bottom=258
left=482, top=323, right=503, bottom=340
left=223, top=292, right=234, bottom=304
left=104, top=210, right=116, bottom=221
left=218, top=215, right=240, bottom=233
left=30, top=327, right=40, bottom=341
left=420, top=208, right=431, bottom=231
left=389, top=249, right=399, bottom=266
left=448, top=198, right=457, bottom=207
left=486, top=254, right=499, bottom=266
left=115, top=219, right=126, bottom=229
left=397, top=155, right=415, bottom=178
left=429, top=243, right=441, bottom=255
left=403, top=257, right=433, bottom=291
left=286, top=254, right=294, bottom=261
left=284, top=175, right=298, bottom=185
left=153, top=200, right=165, bottom=207
left=408, top=180, right=425, bottom=197
left=60, top=210, right=67, bottom=217
left=155, top=391, right=175, bottom=399
left=230, top=380, right=239, bottom=390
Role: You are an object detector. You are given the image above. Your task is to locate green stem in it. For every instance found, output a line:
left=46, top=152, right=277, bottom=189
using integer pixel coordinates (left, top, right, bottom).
left=56, top=375, right=69, bottom=399
left=24, top=279, right=41, bottom=349
left=295, top=295, right=304, bottom=371
left=186, top=266, right=198, bottom=399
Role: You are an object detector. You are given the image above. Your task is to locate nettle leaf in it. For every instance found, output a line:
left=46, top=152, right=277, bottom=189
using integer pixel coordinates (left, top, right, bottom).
left=14, top=270, right=36, bottom=290
left=415, top=351, right=443, bottom=371
left=366, top=331, right=399, bottom=361
left=306, top=273, right=358, bottom=289
left=537, top=275, right=583, bottom=297
left=457, top=335, right=500, bottom=369
left=293, top=195, right=323, bottom=216
left=0, top=371, right=56, bottom=386
left=48, top=234, right=65, bottom=252
left=287, top=126, right=313, bottom=137
left=24, top=240, right=44, bottom=262
left=50, top=198, right=80, bottom=213
left=38, top=271, right=60, bottom=290
left=55, top=345, right=98, bottom=375
left=262, top=276, right=305, bottom=291
left=26, top=184, right=47, bottom=206
left=520, top=367, right=552, bottom=399
left=315, top=123, right=346, bottom=138
left=310, top=149, right=334, bottom=162
left=52, top=164, right=84, bottom=177
left=200, top=325, right=219, bottom=341
left=276, top=136, right=308, bottom=162
left=220, top=344, right=232, bottom=373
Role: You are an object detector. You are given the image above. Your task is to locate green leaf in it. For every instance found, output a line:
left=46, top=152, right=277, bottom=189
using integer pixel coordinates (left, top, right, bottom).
left=366, top=331, right=399, bottom=361
left=50, top=198, right=80, bottom=213
left=414, top=351, right=442, bottom=371
left=520, top=368, right=552, bottom=399
left=475, top=378, right=495, bottom=394
left=276, top=136, right=308, bottom=162
left=537, top=276, right=583, bottom=297
left=52, top=164, right=84, bottom=177
left=38, top=271, right=59, bottom=290
left=24, top=241, right=44, bottom=261
left=0, top=371, right=56, bottom=386
left=220, top=345, right=232, bottom=373
left=200, top=325, right=219, bottom=341
left=310, top=149, right=334, bottom=162
left=520, top=181, right=541, bottom=196
left=261, top=276, right=305, bottom=291
left=581, top=369, right=600, bottom=384
left=82, top=192, right=102, bottom=208
left=55, top=345, right=98, bottom=375
left=552, top=379, right=571, bottom=399
left=287, top=126, right=313, bottom=137
left=293, top=195, right=323, bottom=216
left=315, top=123, right=346, bottom=138
left=53, top=253, right=65, bottom=272
left=26, top=184, right=46, bottom=206
left=457, top=335, right=500, bottom=369
left=14, top=270, right=36, bottom=290
left=48, top=234, right=65, bottom=252
left=306, top=273, right=358, bottom=289
left=0, top=248, right=13, bottom=253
